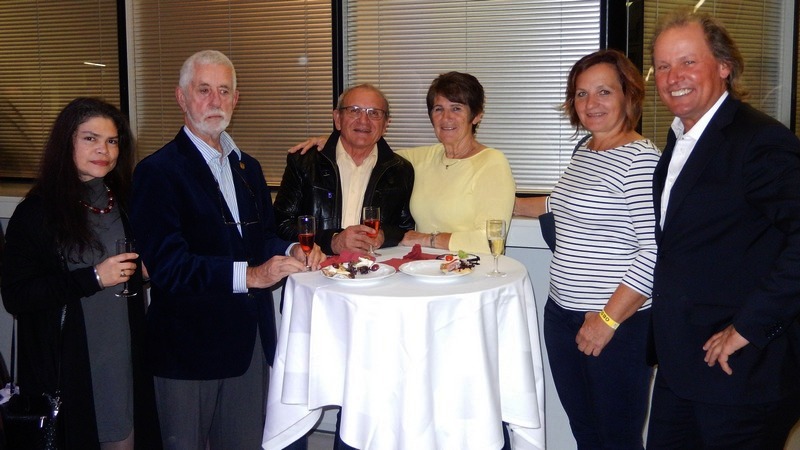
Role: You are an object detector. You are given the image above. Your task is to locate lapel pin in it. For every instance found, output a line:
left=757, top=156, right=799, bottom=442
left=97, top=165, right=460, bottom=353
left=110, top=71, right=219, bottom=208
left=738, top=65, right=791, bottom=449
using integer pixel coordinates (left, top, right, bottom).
left=240, top=162, right=245, bottom=170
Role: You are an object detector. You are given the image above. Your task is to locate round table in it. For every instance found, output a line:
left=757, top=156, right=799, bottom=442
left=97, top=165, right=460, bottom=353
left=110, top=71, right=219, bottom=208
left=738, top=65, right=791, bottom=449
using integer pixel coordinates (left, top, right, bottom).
left=262, top=247, right=545, bottom=450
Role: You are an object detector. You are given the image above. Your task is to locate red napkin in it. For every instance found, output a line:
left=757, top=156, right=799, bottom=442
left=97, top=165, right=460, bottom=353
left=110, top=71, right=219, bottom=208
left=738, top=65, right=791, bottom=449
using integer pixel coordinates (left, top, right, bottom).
left=383, top=244, right=438, bottom=269
left=321, top=251, right=373, bottom=268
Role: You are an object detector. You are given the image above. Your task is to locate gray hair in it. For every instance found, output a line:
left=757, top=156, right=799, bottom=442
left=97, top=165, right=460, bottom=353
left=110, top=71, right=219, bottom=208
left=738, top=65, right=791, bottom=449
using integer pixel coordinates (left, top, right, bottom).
left=179, top=50, right=237, bottom=92
left=336, top=83, right=390, bottom=117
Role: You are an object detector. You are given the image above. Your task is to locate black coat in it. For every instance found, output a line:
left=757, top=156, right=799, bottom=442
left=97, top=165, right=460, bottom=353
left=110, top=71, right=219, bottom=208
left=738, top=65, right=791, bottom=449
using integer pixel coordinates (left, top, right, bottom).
left=273, top=130, right=415, bottom=254
left=1, top=195, right=161, bottom=449
left=652, top=96, right=800, bottom=405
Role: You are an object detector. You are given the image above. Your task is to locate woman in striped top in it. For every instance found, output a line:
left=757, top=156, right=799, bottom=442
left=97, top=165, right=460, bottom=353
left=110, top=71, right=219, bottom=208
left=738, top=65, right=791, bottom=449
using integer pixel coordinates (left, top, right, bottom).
left=515, top=49, right=658, bottom=449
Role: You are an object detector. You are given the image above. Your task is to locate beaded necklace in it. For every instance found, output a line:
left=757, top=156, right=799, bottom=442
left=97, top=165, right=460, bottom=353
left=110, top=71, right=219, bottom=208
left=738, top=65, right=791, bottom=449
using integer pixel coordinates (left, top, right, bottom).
left=79, top=185, right=115, bottom=214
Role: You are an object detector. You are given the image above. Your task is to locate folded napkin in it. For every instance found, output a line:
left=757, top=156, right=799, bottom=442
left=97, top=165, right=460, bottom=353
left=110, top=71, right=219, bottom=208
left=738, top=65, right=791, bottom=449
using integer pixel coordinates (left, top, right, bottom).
left=383, top=244, right=438, bottom=270
left=321, top=251, right=373, bottom=268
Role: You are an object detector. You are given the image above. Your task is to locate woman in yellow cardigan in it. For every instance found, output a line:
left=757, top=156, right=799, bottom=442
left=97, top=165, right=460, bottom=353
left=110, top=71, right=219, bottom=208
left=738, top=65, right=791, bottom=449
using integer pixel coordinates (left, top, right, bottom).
left=395, top=72, right=514, bottom=254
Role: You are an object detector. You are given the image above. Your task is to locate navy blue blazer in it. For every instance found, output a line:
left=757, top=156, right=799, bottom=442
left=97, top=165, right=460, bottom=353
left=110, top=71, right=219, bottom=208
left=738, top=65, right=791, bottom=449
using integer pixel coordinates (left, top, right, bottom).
left=652, top=96, right=800, bottom=405
left=130, top=129, right=290, bottom=380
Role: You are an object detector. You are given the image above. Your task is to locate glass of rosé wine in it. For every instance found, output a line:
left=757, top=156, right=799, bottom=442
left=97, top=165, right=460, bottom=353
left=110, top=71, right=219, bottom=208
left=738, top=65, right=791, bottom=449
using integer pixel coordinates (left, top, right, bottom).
left=297, top=215, right=316, bottom=270
left=362, top=206, right=381, bottom=256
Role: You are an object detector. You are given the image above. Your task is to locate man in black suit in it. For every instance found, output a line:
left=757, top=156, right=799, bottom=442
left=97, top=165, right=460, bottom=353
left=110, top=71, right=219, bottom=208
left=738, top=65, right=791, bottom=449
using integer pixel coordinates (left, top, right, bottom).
left=131, top=50, right=323, bottom=449
left=647, top=10, right=800, bottom=449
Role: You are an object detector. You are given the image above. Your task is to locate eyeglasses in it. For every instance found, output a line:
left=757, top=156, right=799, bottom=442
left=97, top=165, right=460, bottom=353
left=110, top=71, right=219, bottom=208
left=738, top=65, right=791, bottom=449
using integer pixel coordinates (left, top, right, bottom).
left=339, top=105, right=389, bottom=120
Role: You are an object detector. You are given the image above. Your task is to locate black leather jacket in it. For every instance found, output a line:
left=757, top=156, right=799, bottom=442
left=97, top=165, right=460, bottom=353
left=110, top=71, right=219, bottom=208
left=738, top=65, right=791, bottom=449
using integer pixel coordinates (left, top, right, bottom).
left=274, top=131, right=415, bottom=254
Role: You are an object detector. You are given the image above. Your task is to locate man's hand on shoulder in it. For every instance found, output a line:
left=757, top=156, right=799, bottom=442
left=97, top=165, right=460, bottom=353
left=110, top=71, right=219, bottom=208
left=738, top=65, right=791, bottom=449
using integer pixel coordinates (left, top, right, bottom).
left=288, top=135, right=328, bottom=155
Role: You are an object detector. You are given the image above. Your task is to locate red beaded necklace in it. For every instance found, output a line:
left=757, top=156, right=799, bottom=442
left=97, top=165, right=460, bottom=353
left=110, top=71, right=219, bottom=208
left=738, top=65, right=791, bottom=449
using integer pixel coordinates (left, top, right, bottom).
left=80, top=185, right=115, bottom=214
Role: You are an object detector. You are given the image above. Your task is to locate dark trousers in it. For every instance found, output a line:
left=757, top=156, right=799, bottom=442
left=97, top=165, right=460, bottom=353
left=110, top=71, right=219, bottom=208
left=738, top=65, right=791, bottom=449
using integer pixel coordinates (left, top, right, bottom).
left=543, top=299, right=652, bottom=450
left=646, top=371, right=800, bottom=450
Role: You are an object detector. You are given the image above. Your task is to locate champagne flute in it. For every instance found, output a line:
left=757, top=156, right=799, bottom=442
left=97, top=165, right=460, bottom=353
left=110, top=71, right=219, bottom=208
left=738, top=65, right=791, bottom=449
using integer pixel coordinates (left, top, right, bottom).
left=362, top=206, right=381, bottom=256
left=115, top=238, right=138, bottom=297
left=297, top=215, right=316, bottom=270
left=486, top=219, right=507, bottom=277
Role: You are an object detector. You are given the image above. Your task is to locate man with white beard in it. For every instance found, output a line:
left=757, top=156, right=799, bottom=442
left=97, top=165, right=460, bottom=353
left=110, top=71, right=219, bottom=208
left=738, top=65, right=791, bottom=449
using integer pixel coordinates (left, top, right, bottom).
left=130, top=50, right=323, bottom=450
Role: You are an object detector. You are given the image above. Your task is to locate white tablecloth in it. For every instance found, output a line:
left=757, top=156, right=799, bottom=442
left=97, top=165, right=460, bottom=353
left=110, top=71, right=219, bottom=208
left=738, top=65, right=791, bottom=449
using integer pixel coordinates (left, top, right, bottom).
left=263, top=247, right=545, bottom=450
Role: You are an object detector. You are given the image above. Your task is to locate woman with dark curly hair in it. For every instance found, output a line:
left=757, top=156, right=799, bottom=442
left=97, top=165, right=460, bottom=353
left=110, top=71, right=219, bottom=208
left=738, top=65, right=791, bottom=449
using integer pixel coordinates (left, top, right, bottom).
left=1, top=97, right=161, bottom=449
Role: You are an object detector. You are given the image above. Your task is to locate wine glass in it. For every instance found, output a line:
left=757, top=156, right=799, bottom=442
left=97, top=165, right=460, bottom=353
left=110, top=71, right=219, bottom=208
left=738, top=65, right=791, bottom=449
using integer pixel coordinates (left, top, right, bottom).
left=362, top=206, right=381, bottom=256
left=297, top=215, right=316, bottom=270
left=486, top=219, right=507, bottom=277
left=115, top=238, right=138, bottom=297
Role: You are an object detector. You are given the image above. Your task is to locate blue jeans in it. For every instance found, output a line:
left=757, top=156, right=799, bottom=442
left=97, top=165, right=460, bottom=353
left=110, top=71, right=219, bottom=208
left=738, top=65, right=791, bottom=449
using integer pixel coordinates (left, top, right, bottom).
left=543, top=299, right=652, bottom=450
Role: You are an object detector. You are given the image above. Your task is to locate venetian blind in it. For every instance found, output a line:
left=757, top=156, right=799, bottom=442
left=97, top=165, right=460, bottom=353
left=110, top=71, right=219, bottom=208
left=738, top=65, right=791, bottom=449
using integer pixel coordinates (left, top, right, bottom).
left=345, top=0, right=601, bottom=193
left=642, top=0, right=787, bottom=148
left=130, top=0, right=333, bottom=184
left=0, top=0, right=120, bottom=179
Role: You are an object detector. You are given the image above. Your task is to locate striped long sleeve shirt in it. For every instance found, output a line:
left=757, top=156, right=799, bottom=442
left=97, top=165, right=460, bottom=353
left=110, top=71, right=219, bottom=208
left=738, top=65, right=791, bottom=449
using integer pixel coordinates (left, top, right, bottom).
left=549, top=139, right=660, bottom=311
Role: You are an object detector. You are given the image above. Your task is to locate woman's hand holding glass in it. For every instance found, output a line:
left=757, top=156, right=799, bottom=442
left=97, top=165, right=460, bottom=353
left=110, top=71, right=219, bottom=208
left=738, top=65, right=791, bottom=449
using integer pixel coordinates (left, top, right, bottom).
left=93, top=244, right=139, bottom=292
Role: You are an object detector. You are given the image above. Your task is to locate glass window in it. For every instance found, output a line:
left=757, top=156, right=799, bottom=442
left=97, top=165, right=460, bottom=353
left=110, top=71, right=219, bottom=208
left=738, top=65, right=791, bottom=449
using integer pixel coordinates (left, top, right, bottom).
left=641, top=0, right=793, bottom=148
left=0, top=1, right=120, bottom=179
left=130, top=0, right=333, bottom=184
left=345, top=0, right=601, bottom=192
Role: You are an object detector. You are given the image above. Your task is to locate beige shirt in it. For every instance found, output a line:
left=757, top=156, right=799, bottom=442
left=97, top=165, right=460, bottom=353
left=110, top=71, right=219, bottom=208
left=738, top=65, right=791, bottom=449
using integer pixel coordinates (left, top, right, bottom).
left=337, top=139, right=378, bottom=228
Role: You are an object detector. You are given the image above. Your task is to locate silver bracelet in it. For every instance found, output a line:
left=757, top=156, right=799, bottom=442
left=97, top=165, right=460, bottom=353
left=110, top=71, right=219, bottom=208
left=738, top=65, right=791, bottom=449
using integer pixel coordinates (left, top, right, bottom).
left=93, top=266, right=104, bottom=289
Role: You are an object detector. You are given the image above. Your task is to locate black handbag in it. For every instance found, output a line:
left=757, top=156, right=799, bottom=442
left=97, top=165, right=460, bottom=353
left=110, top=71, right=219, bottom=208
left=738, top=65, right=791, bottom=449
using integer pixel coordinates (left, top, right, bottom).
left=0, top=309, right=65, bottom=450
left=538, top=135, right=591, bottom=252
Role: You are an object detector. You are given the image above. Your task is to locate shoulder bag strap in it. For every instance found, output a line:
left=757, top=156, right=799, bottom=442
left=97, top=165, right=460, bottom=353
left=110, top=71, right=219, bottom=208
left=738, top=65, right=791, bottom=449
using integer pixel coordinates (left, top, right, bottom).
left=573, top=134, right=591, bottom=155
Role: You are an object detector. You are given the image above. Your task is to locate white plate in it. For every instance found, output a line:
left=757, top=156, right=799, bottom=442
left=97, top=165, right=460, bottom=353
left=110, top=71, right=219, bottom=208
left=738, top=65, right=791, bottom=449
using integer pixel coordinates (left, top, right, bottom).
left=399, top=260, right=472, bottom=281
left=321, top=263, right=396, bottom=283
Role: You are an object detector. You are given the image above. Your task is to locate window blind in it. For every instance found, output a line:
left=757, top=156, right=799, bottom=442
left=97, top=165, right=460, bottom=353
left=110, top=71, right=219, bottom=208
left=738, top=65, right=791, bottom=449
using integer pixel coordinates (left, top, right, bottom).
left=130, top=0, right=333, bottom=184
left=345, top=0, right=601, bottom=193
left=0, top=0, right=119, bottom=179
left=642, top=0, right=788, bottom=148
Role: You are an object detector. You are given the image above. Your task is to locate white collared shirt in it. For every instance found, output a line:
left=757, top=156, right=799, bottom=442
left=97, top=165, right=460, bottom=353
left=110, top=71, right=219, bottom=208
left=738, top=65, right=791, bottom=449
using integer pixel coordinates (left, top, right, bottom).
left=185, top=126, right=243, bottom=233
left=659, top=92, right=728, bottom=229
left=336, top=139, right=378, bottom=228
left=184, top=126, right=249, bottom=293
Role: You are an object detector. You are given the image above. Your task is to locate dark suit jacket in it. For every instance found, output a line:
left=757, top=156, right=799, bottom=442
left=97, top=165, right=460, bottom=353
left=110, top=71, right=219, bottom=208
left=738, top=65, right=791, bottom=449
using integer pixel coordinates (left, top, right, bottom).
left=130, top=129, right=290, bottom=380
left=273, top=130, right=415, bottom=254
left=652, top=96, right=800, bottom=405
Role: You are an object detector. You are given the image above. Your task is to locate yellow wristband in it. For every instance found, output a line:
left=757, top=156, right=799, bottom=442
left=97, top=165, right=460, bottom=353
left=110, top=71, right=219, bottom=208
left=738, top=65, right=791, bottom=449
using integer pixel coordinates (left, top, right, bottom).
left=599, top=309, right=619, bottom=330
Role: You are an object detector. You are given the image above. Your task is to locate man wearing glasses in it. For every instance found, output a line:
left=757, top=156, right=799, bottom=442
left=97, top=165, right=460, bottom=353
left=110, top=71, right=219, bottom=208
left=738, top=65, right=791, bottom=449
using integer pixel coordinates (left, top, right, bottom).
left=130, top=50, right=324, bottom=450
left=274, top=84, right=414, bottom=255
